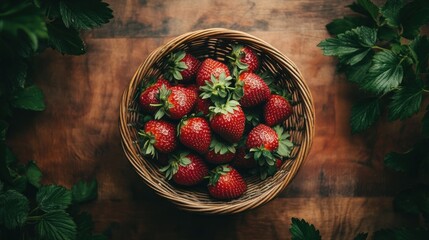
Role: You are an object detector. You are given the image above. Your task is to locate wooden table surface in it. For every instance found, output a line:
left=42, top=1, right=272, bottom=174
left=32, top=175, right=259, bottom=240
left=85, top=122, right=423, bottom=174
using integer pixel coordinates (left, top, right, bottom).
left=8, top=0, right=422, bottom=239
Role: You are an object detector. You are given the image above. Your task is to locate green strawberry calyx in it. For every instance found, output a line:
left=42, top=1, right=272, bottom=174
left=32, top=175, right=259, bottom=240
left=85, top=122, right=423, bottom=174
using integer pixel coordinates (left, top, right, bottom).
left=273, top=125, right=294, bottom=158
left=207, top=164, right=231, bottom=186
left=137, top=129, right=157, bottom=158
left=244, top=107, right=262, bottom=127
left=152, top=84, right=173, bottom=119
left=226, top=44, right=249, bottom=77
left=159, top=151, right=192, bottom=180
left=209, top=135, right=237, bottom=155
left=200, top=72, right=234, bottom=103
left=164, top=51, right=188, bottom=82
left=208, top=100, right=240, bottom=119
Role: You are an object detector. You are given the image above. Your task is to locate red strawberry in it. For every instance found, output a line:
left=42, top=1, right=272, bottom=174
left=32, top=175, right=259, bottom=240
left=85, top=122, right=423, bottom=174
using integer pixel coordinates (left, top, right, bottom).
left=164, top=51, right=201, bottom=82
left=207, top=165, right=247, bottom=200
left=186, top=84, right=200, bottom=95
left=209, top=100, right=245, bottom=143
left=160, top=151, right=208, bottom=186
left=194, top=97, right=211, bottom=115
left=138, top=120, right=177, bottom=157
left=228, top=44, right=259, bottom=74
left=275, top=159, right=283, bottom=169
left=237, top=72, right=270, bottom=107
left=138, top=77, right=171, bottom=113
left=178, top=116, right=211, bottom=154
left=246, top=124, right=279, bottom=151
left=246, top=124, right=293, bottom=179
left=263, top=95, right=293, bottom=126
left=154, top=85, right=197, bottom=120
left=196, top=58, right=231, bottom=87
left=231, top=147, right=256, bottom=169
left=204, top=136, right=236, bottom=164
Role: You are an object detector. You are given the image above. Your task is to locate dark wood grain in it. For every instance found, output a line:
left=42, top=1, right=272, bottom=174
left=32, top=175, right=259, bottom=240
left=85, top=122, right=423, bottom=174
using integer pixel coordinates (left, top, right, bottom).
left=6, top=0, right=422, bottom=239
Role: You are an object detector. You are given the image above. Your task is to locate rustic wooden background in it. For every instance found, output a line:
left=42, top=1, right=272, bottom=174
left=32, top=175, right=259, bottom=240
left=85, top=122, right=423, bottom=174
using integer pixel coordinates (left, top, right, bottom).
left=8, top=0, right=423, bottom=239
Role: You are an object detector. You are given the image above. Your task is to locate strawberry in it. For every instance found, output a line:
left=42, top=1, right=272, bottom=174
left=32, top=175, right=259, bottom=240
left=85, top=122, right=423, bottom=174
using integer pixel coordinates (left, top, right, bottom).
left=160, top=151, right=208, bottom=186
left=227, top=44, right=259, bottom=75
left=194, top=97, right=211, bottom=115
left=246, top=124, right=294, bottom=179
left=207, top=165, right=247, bottom=200
left=196, top=58, right=231, bottom=87
left=204, top=136, right=237, bottom=164
left=186, top=84, right=200, bottom=95
left=178, top=116, right=211, bottom=154
left=263, top=95, right=293, bottom=126
left=138, top=77, right=171, bottom=113
left=275, top=158, right=283, bottom=169
left=164, top=51, right=201, bottom=82
left=209, top=100, right=245, bottom=143
left=153, top=85, right=197, bottom=120
left=138, top=120, right=177, bottom=157
left=246, top=124, right=279, bottom=151
left=231, top=147, right=256, bottom=169
left=237, top=72, right=270, bottom=107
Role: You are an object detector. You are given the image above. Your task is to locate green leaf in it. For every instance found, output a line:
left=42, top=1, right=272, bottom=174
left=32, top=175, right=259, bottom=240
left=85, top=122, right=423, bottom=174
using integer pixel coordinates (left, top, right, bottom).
left=393, top=185, right=429, bottom=215
left=341, top=54, right=373, bottom=84
left=350, top=97, right=380, bottom=133
left=381, top=0, right=405, bottom=27
left=377, top=25, right=400, bottom=42
left=0, top=189, right=29, bottom=229
left=0, top=1, right=48, bottom=50
left=410, top=36, right=429, bottom=73
left=362, top=50, right=404, bottom=95
left=2, top=59, right=28, bottom=88
left=349, top=0, right=380, bottom=24
left=387, top=82, right=423, bottom=121
left=374, top=228, right=429, bottom=240
left=47, top=21, right=86, bottom=55
left=36, top=185, right=72, bottom=211
left=318, top=26, right=377, bottom=66
left=72, top=179, right=97, bottom=204
left=11, top=85, right=46, bottom=111
left=399, top=0, right=429, bottom=39
left=384, top=151, right=417, bottom=174
left=384, top=139, right=429, bottom=176
left=354, top=232, right=368, bottom=240
left=423, top=105, right=429, bottom=138
left=290, top=218, right=322, bottom=240
left=326, top=16, right=371, bottom=35
left=75, top=212, right=94, bottom=239
left=0, top=120, right=8, bottom=141
left=59, top=0, right=113, bottom=30
left=36, top=210, right=77, bottom=240
left=26, top=160, right=42, bottom=188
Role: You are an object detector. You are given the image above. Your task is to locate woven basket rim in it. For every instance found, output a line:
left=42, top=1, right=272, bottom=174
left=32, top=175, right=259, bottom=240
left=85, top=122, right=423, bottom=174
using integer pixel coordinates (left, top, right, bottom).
left=119, top=28, right=315, bottom=214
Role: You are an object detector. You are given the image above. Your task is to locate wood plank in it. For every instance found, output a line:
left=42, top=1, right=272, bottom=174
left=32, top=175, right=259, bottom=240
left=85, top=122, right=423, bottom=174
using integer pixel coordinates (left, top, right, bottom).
left=8, top=36, right=417, bottom=198
left=4, top=0, right=423, bottom=239
left=85, top=197, right=416, bottom=240
left=92, top=0, right=351, bottom=38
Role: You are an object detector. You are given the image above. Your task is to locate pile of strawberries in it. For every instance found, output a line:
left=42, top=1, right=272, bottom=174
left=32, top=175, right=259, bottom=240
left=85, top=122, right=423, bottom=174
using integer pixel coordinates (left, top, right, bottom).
left=137, top=44, right=294, bottom=200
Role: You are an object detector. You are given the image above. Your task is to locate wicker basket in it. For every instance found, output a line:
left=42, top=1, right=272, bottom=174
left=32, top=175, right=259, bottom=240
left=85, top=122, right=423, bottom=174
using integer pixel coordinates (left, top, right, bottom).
left=119, top=28, right=315, bottom=214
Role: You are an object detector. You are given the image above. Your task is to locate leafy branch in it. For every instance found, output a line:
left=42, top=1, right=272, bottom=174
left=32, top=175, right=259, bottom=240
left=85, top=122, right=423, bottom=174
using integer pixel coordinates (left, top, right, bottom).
left=0, top=158, right=105, bottom=240
left=0, top=0, right=113, bottom=239
left=318, top=0, right=429, bottom=133
left=289, top=217, right=429, bottom=240
left=318, top=0, right=429, bottom=238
